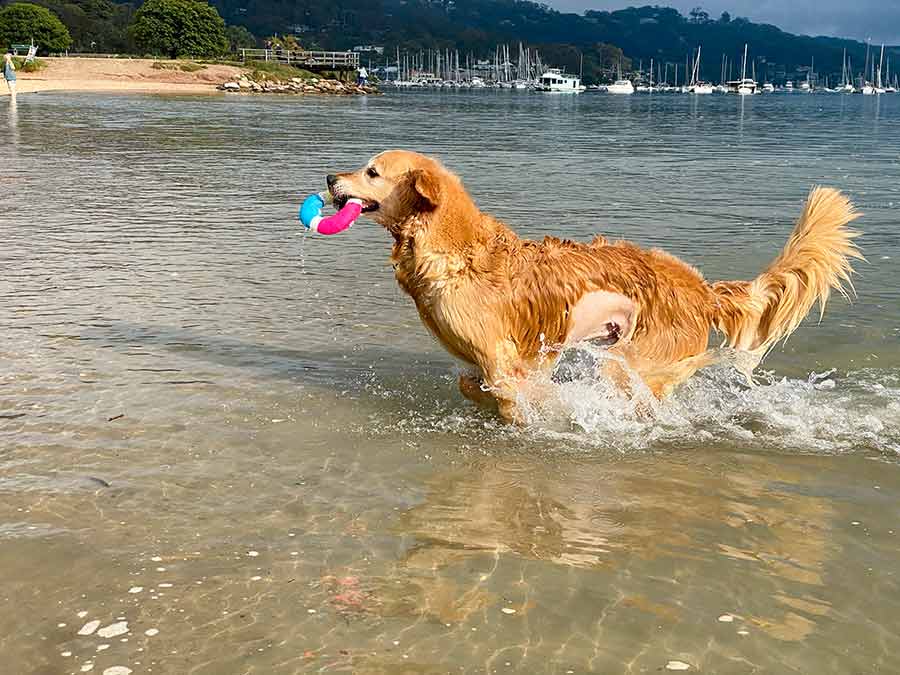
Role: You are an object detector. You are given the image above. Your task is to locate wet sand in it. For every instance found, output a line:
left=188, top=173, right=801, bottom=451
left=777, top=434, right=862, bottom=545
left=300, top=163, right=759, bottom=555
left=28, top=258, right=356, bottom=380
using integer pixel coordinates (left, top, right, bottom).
left=1, top=57, right=243, bottom=96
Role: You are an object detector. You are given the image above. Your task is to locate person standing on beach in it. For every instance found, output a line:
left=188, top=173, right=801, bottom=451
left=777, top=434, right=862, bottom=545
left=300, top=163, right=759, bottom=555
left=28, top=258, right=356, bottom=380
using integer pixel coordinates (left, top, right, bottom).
left=4, top=51, right=16, bottom=95
left=357, top=66, right=368, bottom=87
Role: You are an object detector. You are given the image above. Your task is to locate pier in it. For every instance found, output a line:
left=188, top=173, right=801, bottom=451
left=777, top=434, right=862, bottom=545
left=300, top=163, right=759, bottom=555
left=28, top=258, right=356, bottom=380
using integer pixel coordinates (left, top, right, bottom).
left=239, top=48, right=359, bottom=72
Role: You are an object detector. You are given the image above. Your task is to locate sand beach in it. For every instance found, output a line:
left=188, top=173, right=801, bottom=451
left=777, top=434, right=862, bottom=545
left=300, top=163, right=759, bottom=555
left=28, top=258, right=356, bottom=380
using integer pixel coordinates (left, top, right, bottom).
left=1, top=56, right=244, bottom=96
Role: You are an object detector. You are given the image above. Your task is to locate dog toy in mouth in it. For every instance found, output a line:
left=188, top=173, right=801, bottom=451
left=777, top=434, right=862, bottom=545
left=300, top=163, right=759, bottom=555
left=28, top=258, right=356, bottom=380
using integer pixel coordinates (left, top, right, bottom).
left=299, top=192, right=362, bottom=235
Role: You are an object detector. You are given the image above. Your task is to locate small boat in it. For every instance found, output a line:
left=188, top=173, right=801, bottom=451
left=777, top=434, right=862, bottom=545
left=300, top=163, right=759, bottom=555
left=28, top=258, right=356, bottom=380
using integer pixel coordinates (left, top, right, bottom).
left=728, top=45, right=757, bottom=94
left=838, top=49, right=855, bottom=93
left=687, top=46, right=714, bottom=94
left=762, top=83, right=775, bottom=93
left=607, top=79, right=635, bottom=94
left=535, top=68, right=586, bottom=93
left=727, top=78, right=757, bottom=95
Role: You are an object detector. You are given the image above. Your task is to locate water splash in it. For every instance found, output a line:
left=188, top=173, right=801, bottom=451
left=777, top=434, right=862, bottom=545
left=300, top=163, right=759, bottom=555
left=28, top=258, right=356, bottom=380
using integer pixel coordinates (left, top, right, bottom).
left=360, top=344, right=900, bottom=456
left=514, top=344, right=899, bottom=454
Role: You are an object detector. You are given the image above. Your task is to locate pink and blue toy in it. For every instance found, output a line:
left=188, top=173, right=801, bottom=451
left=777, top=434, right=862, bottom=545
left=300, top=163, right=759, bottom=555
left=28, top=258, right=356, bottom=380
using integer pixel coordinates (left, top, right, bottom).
left=299, top=192, right=363, bottom=235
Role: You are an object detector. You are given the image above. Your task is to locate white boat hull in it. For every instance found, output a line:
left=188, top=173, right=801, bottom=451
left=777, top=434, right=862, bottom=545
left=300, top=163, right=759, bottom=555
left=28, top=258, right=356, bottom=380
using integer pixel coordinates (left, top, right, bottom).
left=606, top=81, right=634, bottom=94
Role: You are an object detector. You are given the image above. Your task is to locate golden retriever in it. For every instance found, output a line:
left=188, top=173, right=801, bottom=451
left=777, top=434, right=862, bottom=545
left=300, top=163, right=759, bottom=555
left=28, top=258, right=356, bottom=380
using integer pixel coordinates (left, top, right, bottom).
left=327, top=150, right=862, bottom=423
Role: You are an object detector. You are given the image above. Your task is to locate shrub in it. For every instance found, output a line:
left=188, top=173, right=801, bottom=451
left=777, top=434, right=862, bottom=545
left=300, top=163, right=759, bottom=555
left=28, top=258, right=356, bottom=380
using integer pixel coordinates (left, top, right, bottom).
left=12, top=55, right=45, bottom=71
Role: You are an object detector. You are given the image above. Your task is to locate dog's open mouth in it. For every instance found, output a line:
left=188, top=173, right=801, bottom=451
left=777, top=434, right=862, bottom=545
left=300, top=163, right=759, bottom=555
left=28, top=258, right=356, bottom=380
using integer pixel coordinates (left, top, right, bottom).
left=333, top=194, right=379, bottom=213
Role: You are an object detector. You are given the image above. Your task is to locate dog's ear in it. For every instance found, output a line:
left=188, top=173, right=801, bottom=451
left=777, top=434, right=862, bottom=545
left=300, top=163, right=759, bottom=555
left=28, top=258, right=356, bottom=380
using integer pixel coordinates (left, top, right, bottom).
left=409, top=168, right=442, bottom=210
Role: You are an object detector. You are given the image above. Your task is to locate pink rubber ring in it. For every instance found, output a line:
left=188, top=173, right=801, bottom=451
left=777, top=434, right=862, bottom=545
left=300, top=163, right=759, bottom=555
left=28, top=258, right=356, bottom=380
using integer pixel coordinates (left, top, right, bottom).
left=313, top=199, right=363, bottom=235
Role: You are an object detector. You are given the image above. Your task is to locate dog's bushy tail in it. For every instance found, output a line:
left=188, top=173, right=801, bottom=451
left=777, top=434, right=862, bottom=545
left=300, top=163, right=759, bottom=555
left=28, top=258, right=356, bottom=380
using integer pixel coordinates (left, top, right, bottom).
left=710, top=187, right=862, bottom=356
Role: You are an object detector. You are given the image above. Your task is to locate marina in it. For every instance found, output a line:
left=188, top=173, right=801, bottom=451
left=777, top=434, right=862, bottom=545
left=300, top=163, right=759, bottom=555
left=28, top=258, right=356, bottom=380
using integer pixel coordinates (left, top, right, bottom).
left=373, top=42, right=899, bottom=95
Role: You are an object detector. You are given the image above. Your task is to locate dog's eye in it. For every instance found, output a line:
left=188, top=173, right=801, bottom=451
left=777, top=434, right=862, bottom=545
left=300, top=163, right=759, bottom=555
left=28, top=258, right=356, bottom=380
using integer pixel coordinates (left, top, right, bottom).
left=366, top=167, right=379, bottom=178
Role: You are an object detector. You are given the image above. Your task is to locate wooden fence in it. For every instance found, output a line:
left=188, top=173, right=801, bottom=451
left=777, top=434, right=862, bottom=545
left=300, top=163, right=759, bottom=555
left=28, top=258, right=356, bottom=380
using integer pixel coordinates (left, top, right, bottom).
left=240, top=49, right=359, bottom=70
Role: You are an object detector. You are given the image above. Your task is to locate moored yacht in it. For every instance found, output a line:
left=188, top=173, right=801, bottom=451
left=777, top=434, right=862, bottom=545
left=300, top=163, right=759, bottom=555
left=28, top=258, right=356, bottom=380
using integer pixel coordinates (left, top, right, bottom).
left=535, top=68, right=586, bottom=93
left=728, top=44, right=757, bottom=94
left=687, top=45, right=714, bottom=94
left=607, top=79, right=635, bottom=94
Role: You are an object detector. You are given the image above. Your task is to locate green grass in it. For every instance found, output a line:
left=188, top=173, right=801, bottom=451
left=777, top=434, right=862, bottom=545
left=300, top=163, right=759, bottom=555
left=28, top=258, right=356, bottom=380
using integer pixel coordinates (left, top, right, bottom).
left=12, top=57, right=45, bottom=73
left=151, top=60, right=207, bottom=72
left=244, top=60, right=315, bottom=82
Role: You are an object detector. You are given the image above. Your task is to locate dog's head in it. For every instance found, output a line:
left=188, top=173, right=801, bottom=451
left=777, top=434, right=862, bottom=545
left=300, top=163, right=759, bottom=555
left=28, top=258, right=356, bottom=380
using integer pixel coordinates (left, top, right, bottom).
left=326, top=150, right=457, bottom=236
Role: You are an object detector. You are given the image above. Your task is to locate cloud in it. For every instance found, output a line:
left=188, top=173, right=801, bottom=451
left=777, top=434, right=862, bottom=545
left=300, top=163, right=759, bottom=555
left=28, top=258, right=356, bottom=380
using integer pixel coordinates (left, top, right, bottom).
left=547, top=1, right=900, bottom=45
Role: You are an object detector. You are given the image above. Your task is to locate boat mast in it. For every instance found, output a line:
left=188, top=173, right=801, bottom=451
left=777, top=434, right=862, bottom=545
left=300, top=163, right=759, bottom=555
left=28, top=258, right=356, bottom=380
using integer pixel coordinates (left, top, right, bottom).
left=864, top=38, right=871, bottom=86
left=741, top=43, right=748, bottom=82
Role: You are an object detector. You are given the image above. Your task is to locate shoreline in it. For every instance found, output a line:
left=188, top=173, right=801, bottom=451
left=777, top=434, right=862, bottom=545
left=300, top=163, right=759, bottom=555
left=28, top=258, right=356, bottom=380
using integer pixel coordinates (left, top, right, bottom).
left=2, top=79, right=222, bottom=96
left=2, top=57, right=246, bottom=97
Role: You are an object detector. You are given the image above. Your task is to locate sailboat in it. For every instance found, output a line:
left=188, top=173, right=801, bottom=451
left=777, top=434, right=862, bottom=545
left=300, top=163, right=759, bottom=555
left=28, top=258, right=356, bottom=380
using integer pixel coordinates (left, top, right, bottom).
left=688, top=46, right=714, bottom=93
left=799, top=56, right=814, bottom=92
left=861, top=39, right=875, bottom=94
left=607, top=59, right=634, bottom=94
left=727, top=44, right=757, bottom=94
left=875, top=44, right=887, bottom=94
left=838, top=49, right=855, bottom=93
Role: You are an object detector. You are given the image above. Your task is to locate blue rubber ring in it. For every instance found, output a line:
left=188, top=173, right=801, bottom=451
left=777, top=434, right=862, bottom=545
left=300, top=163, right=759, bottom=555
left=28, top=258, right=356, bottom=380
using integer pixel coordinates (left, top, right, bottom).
left=299, top=194, right=325, bottom=229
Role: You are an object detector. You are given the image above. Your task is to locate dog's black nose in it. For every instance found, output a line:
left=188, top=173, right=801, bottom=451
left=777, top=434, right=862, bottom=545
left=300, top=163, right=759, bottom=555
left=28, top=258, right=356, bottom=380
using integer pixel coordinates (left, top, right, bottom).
left=326, top=174, right=338, bottom=188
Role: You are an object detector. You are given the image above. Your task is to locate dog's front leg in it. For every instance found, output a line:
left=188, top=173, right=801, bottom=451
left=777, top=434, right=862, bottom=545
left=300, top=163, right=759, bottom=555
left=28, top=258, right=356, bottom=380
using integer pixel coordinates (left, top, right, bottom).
left=458, top=373, right=499, bottom=411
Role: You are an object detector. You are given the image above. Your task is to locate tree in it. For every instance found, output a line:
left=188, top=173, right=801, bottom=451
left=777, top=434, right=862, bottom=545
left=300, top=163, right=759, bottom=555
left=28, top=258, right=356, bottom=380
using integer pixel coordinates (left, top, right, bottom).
left=129, top=0, right=228, bottom=59
left=225, top=24, right=255, bottom=52
left=688, top=7, right=709, bottom=24
left=0, top=2, right=71, bottom=53
left=30, top=0, right=136, bottom=53
left=719, top=11, right=731, bottom=24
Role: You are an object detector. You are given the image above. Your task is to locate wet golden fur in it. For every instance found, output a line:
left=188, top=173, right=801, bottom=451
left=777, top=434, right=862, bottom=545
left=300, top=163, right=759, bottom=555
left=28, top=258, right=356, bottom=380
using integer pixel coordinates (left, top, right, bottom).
left=328, top=150, right=862, bottom=422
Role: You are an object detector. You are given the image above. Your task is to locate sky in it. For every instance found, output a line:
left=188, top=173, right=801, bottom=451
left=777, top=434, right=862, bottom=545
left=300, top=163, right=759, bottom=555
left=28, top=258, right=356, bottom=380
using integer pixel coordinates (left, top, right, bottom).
left=546, top=0, right=900, bottom=46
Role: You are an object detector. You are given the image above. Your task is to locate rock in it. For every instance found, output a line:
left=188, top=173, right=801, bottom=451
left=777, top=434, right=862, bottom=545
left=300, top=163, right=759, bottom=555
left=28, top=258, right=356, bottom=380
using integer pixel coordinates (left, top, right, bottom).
left=97, top=621, right=128, bottom=638
left=238, top=80, right=251, bottom=89
left=222, top=82, right=240, bottom=90
left=665, top=661, right=691, bottom=671
left=77, top=620, right=101, bottom=636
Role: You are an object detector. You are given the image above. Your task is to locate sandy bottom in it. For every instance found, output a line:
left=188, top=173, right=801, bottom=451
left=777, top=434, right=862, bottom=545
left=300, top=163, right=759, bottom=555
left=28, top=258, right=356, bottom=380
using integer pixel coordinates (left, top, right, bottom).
left=1, top=57, right=245, bottom=96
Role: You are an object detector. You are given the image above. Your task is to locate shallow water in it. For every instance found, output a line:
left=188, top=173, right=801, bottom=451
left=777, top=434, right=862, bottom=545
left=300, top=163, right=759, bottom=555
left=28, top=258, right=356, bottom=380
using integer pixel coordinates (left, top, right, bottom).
left=1, top=90, right=899, bottom=674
